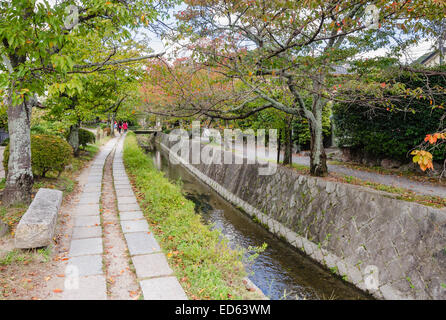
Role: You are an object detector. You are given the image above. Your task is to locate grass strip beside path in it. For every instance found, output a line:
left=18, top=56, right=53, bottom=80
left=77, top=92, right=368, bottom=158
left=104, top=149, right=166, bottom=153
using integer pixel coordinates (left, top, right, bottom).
left=123, top=132, right=261, bottom=300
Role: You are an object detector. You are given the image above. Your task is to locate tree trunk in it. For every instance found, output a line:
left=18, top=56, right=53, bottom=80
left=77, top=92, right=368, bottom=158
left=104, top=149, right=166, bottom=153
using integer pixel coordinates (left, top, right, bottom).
left=68, top=123, right=80, bottom=157
left=309, top=110, right=328, bottom=177
left=2, top=3, right=34, bottom=206
left=2, top=99, right=33, bottom=206
left=277, top=128, right=281, bottom=164
left=111, top=114, right=115, bottom=137
left=283, top=121, right=292, bottom=166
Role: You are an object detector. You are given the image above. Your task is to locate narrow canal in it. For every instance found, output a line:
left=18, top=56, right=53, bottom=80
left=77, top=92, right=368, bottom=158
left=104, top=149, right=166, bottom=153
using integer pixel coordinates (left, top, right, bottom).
left=145, top=143, right=371, bottom=300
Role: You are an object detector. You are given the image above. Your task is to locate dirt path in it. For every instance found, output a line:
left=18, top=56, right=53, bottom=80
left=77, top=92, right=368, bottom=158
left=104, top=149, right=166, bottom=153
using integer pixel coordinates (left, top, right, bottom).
left=101, top=147, right=141, bottom=299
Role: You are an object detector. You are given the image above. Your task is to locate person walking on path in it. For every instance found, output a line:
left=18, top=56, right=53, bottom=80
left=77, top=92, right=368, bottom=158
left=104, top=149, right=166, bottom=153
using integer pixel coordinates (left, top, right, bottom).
left=123, top=122, right=128, bottom=133
left=117, top=121, right=122, bottom=135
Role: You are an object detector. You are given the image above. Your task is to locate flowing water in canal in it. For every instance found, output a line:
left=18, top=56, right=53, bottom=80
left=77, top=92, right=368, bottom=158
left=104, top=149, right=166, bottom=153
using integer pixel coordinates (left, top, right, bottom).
left=146, top=145, right=371, bottom=300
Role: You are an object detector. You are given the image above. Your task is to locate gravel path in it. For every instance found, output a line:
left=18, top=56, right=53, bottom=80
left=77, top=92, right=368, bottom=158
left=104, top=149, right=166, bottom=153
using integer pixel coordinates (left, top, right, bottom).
left=102, top=146, right=141, bottom=299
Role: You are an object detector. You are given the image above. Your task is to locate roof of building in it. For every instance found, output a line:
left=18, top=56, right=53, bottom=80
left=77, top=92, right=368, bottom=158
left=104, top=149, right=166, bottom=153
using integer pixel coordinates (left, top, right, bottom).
left=413, top=49, right=440, bottom=65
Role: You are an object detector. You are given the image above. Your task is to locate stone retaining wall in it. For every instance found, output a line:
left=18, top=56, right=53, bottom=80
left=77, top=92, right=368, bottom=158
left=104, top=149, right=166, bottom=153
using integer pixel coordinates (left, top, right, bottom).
left=156, top=133, right=446, bottom=300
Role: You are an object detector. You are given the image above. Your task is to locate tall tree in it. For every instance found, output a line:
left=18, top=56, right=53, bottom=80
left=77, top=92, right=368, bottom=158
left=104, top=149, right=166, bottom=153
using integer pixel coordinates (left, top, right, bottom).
left=0, top=0, right=167, bottom=205
left=165, top=0, right=443, bottom=176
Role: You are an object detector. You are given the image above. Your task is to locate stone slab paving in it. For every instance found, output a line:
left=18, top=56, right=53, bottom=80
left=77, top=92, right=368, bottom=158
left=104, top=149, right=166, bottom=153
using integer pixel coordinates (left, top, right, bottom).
left=83, top=186, right=102, bottom=192
left=78, top=196, right=101, bottom=205
left=67, top=255, right=103, bottom=276
left=62, top=275, right=107, bottom=300
left=116, top=189, right=136, bottom=197
left=124, top=232, right=161, bottom=256
left=113, top=136, right=187, bottom=300
left=74, top=204, right=100, bottom=216
left=73, top=215, right=100, bottom=227
left=69, top=237, right=103, bottom=257
left=120, top=211, right=144, bottom=221
left=79, top=192, right=101, bottom=199
left=117, top=196, right=138, bottom=204
left=115, top=185, right=133, bottom=190
left=140, top=277, right=188, bottom=300
left=118, top=203, right=141, bottom=212
left=64, top=137, right=117, bottom=300
left=132, top=253, right=173, bottom=279
left=72, top=226, right=102, bottom=239
left=121, top=220, right=149, bottom=233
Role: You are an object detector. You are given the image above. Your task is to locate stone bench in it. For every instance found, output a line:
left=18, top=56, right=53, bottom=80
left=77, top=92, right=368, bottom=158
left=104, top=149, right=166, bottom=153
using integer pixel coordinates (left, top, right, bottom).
left=15, top=188, right=63, bottom=249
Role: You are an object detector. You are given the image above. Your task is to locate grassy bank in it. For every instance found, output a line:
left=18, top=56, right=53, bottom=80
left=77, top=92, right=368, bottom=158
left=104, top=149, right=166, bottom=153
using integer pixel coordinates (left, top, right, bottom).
left=123, top=132, right=262, bottom=300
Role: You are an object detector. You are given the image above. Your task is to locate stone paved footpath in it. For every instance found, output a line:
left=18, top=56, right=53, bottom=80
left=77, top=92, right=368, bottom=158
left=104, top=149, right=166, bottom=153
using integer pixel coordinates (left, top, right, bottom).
left=63, top=135, right=187, bottom=300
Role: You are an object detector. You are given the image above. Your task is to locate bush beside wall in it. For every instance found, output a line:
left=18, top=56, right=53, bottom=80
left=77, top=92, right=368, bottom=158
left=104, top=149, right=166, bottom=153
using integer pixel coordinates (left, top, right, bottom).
left=3, top=134, right=72, bottom=177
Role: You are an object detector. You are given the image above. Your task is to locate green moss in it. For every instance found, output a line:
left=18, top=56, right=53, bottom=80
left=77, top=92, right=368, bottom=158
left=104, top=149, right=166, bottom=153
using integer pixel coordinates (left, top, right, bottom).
left=330, top=266, right=339, bottom=274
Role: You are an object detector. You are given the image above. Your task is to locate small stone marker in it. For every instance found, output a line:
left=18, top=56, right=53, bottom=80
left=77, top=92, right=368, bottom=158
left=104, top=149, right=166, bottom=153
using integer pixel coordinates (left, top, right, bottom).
left=15, top=188, right=63, bottom=249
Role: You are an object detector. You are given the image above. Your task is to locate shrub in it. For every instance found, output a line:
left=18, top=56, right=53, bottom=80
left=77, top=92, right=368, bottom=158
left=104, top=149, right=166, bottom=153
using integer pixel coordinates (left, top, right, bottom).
left=78, top=128, right=96, bottom=148
left=333, top=68, right=446, bottom=162
left=30, top=121, right=67, bottom=138
left=3, top=134, right=73, bottom=177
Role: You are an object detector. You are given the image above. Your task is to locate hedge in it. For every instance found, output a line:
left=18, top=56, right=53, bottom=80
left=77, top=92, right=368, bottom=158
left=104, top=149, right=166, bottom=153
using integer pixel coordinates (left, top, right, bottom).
left=3, top=134, right=73, bottom=177
left=333, top=69, right=446, bottom=162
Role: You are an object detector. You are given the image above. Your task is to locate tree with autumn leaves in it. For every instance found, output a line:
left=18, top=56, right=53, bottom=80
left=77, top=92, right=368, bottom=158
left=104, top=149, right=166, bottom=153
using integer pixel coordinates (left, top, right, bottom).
left=141, top=58, right=244, bottom=120
left=412, top=132, right=446, bottom=173
left=144, top=0, right=446, bottom=177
